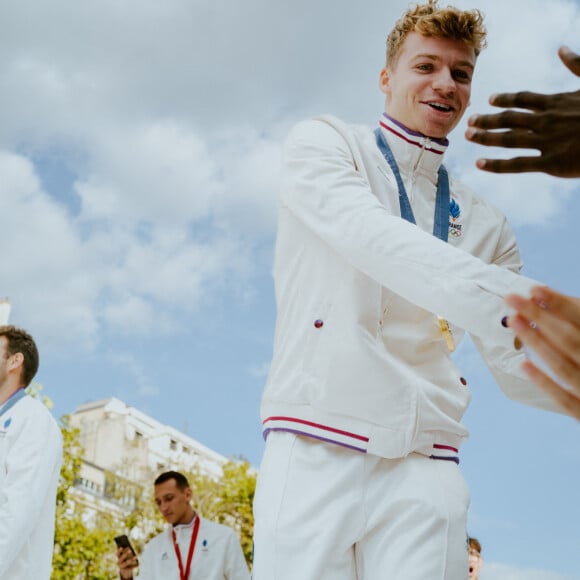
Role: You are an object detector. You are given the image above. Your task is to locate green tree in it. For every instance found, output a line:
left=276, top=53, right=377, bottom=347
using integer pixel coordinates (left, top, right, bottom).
left=190, top=460, right=256, bottom=565
left=51, top=415, right=119, bottom=579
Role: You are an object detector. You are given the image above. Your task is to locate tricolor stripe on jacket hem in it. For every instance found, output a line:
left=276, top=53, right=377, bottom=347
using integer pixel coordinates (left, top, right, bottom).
left=262, top=416, right=460, bottom=463
left=379, top=113, right=448, bottom=155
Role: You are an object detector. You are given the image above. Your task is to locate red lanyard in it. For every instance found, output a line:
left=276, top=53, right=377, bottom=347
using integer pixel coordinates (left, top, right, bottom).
left=171, top=516, right=200, bottom=580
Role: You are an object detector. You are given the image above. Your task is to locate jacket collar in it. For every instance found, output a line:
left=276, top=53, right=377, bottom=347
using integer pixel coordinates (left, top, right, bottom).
left=379, top=113, right=448, bottom=177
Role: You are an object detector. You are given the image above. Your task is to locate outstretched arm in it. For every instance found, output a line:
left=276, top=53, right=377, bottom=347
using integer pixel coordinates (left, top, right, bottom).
left=505, top=286, right=580, bottom=420
left=465, top=46, right=580, bottom=177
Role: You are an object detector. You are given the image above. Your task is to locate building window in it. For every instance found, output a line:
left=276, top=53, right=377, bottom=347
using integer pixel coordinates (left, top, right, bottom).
left=170, top=439, right=177, bottom=451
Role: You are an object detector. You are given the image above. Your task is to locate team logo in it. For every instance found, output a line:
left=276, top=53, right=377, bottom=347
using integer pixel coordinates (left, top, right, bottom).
left=448, top=198, right=463, bottom=238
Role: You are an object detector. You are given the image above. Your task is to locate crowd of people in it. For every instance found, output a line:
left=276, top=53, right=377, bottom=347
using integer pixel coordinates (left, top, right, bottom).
left=1, top=0, right=577, bottom=578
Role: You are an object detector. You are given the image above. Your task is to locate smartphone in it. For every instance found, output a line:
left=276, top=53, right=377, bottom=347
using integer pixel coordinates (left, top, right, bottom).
left=114, top=534, right=136, bottom=556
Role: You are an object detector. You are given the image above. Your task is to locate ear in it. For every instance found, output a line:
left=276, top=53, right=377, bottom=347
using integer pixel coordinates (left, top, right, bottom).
left=185, top=487, right=192, bottom=502
left=7, top=352, right=23, bottom=373
left=379, top=67, right=391, bottom=96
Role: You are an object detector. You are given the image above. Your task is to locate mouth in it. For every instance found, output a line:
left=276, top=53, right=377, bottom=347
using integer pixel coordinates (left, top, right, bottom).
left=425, top=101, right=454, bottom=113
left=469, top=566, right=474, bottom=575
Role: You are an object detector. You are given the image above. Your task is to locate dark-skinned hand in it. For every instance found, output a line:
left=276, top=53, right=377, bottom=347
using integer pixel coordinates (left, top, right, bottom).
left=466, top=46, right=580, bottom=177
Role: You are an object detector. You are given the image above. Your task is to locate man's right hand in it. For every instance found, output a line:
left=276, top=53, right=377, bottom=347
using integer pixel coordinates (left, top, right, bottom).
left=117, top=546, right=139, bottom=579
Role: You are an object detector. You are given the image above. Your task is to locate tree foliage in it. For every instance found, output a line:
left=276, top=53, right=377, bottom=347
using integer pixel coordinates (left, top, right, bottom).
left=51, top=415, right=118, bottom=579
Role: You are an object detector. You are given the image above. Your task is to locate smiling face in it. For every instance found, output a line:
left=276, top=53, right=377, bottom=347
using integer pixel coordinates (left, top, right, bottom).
left=379, top=32, right=476, bottom=139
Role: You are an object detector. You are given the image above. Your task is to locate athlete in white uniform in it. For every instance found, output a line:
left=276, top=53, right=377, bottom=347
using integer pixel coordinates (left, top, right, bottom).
left=117, top=471, right=249, bottom=580
left=0, top=324, right=63, bottom=580
left=252, top=2, right=562, bottom=579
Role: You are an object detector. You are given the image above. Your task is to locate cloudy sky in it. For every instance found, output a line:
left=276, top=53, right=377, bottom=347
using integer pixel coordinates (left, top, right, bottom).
left=1, top=0, right=579, bottom=577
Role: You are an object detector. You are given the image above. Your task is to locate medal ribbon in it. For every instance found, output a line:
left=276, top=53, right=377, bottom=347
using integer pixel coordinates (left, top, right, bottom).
left=0, top=388, right=26, bottom=419
left=172, top=516, right=200, bottom=580
left=374, top=128, right=450, bottom=242
left=375, top=127, right=455, bottom=350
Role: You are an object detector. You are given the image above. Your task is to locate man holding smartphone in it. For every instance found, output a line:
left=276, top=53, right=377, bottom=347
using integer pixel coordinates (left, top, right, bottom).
left=116, top=471, right=249, bottom=580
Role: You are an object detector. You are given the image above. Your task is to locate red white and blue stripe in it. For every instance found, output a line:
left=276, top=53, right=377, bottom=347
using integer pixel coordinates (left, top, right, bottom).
left=262, top=416, right=369, bottom=453
left=263, top=416, right=460, bottom=462
left=379, top=113, right=448, bottom=155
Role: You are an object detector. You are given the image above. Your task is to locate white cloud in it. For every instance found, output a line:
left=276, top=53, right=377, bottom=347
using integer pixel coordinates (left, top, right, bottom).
left=107, top=351, right=159, bottom=398
left=248, top=361, right=271, bottom=380
left=0, top=0, right=578, bottom=348
left=0, top=151, right=99, bottom=348
left=482, top=562, right=576, bottom=580
left=76, top=121, right=219, bottom=225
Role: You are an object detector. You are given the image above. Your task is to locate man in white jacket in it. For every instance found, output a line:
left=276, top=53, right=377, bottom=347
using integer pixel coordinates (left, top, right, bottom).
left=252, top=1, right=563, bottom=579
left=0, top=324, right=62, bottom=579
left=117, top=471, right=249, bottom=580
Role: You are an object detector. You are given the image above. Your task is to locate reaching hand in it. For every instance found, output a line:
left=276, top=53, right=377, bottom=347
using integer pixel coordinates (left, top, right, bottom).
left=505, top=286, right=580, bottom=420
left=465, top=46, right=580, bottom=177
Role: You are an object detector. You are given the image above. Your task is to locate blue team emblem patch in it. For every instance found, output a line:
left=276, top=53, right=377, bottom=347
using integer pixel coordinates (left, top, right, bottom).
left=3, top=418, right=11, bottom=429
left=449, top=198, right=463, bottom=238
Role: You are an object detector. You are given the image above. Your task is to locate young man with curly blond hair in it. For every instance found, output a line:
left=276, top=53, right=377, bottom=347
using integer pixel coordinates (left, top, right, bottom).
left=252, top=2, right=562, bottom=578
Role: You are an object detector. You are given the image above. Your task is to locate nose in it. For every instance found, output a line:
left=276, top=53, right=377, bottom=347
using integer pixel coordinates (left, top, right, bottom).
left=432, top=68, right=456, bottom=95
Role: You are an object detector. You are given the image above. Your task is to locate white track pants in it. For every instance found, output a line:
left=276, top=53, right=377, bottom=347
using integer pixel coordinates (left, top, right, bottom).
left=252, top=432, right=470, bottom=580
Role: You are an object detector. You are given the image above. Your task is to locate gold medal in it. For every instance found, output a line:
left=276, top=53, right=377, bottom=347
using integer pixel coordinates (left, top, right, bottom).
left=438, top=316, right=455, bottom=352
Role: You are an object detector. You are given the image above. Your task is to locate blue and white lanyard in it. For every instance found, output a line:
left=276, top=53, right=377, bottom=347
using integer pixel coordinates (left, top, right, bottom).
left=0, top=388, right=26, bottom=419
left=374, top=128, right=450, bottom=243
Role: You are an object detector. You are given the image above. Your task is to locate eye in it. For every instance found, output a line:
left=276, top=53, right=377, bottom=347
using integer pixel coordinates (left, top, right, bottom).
left=416, top=63, right=433, bottom=72
left=453, top=69, right=471, bottom=82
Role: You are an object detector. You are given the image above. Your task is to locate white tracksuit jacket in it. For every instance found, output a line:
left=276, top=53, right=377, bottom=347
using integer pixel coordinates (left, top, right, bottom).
left=0, top=394, right=62, bottom=579
left=261, top=113, right=561, bottom=460
left=135, top=516, right=250, bottom=580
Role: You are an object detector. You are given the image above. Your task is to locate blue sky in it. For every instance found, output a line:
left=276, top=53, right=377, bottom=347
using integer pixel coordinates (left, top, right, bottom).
left=1, top=0, right=579, bottom=577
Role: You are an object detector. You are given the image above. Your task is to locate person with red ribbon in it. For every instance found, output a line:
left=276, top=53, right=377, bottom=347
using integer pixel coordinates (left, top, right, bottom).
left=116, top=471, right=249, bottom=580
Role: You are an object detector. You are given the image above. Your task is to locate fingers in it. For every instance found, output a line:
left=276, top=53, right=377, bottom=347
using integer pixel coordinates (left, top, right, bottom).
left=558, top=45, right=580, bottom=77
left=506, top=292, right=580, bottom=367
left=117, top=547, right=138, bottom=571
left=530, top=286, right=580, bottom=326
left=467, top=110, right=538, bottom=132
left=488, top=91, right=549, bottom=112
left=505, top=291, right=580, bottom=399
left=521, top=360, right=580, bottom=420
left=473, top=155, right=544, bottom=174
left=465, top=126, right=538, bottom=149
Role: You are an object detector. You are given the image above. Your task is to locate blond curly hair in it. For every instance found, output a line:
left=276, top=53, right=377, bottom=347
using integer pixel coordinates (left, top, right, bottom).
left=386, top=0, right=487, bottom=67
